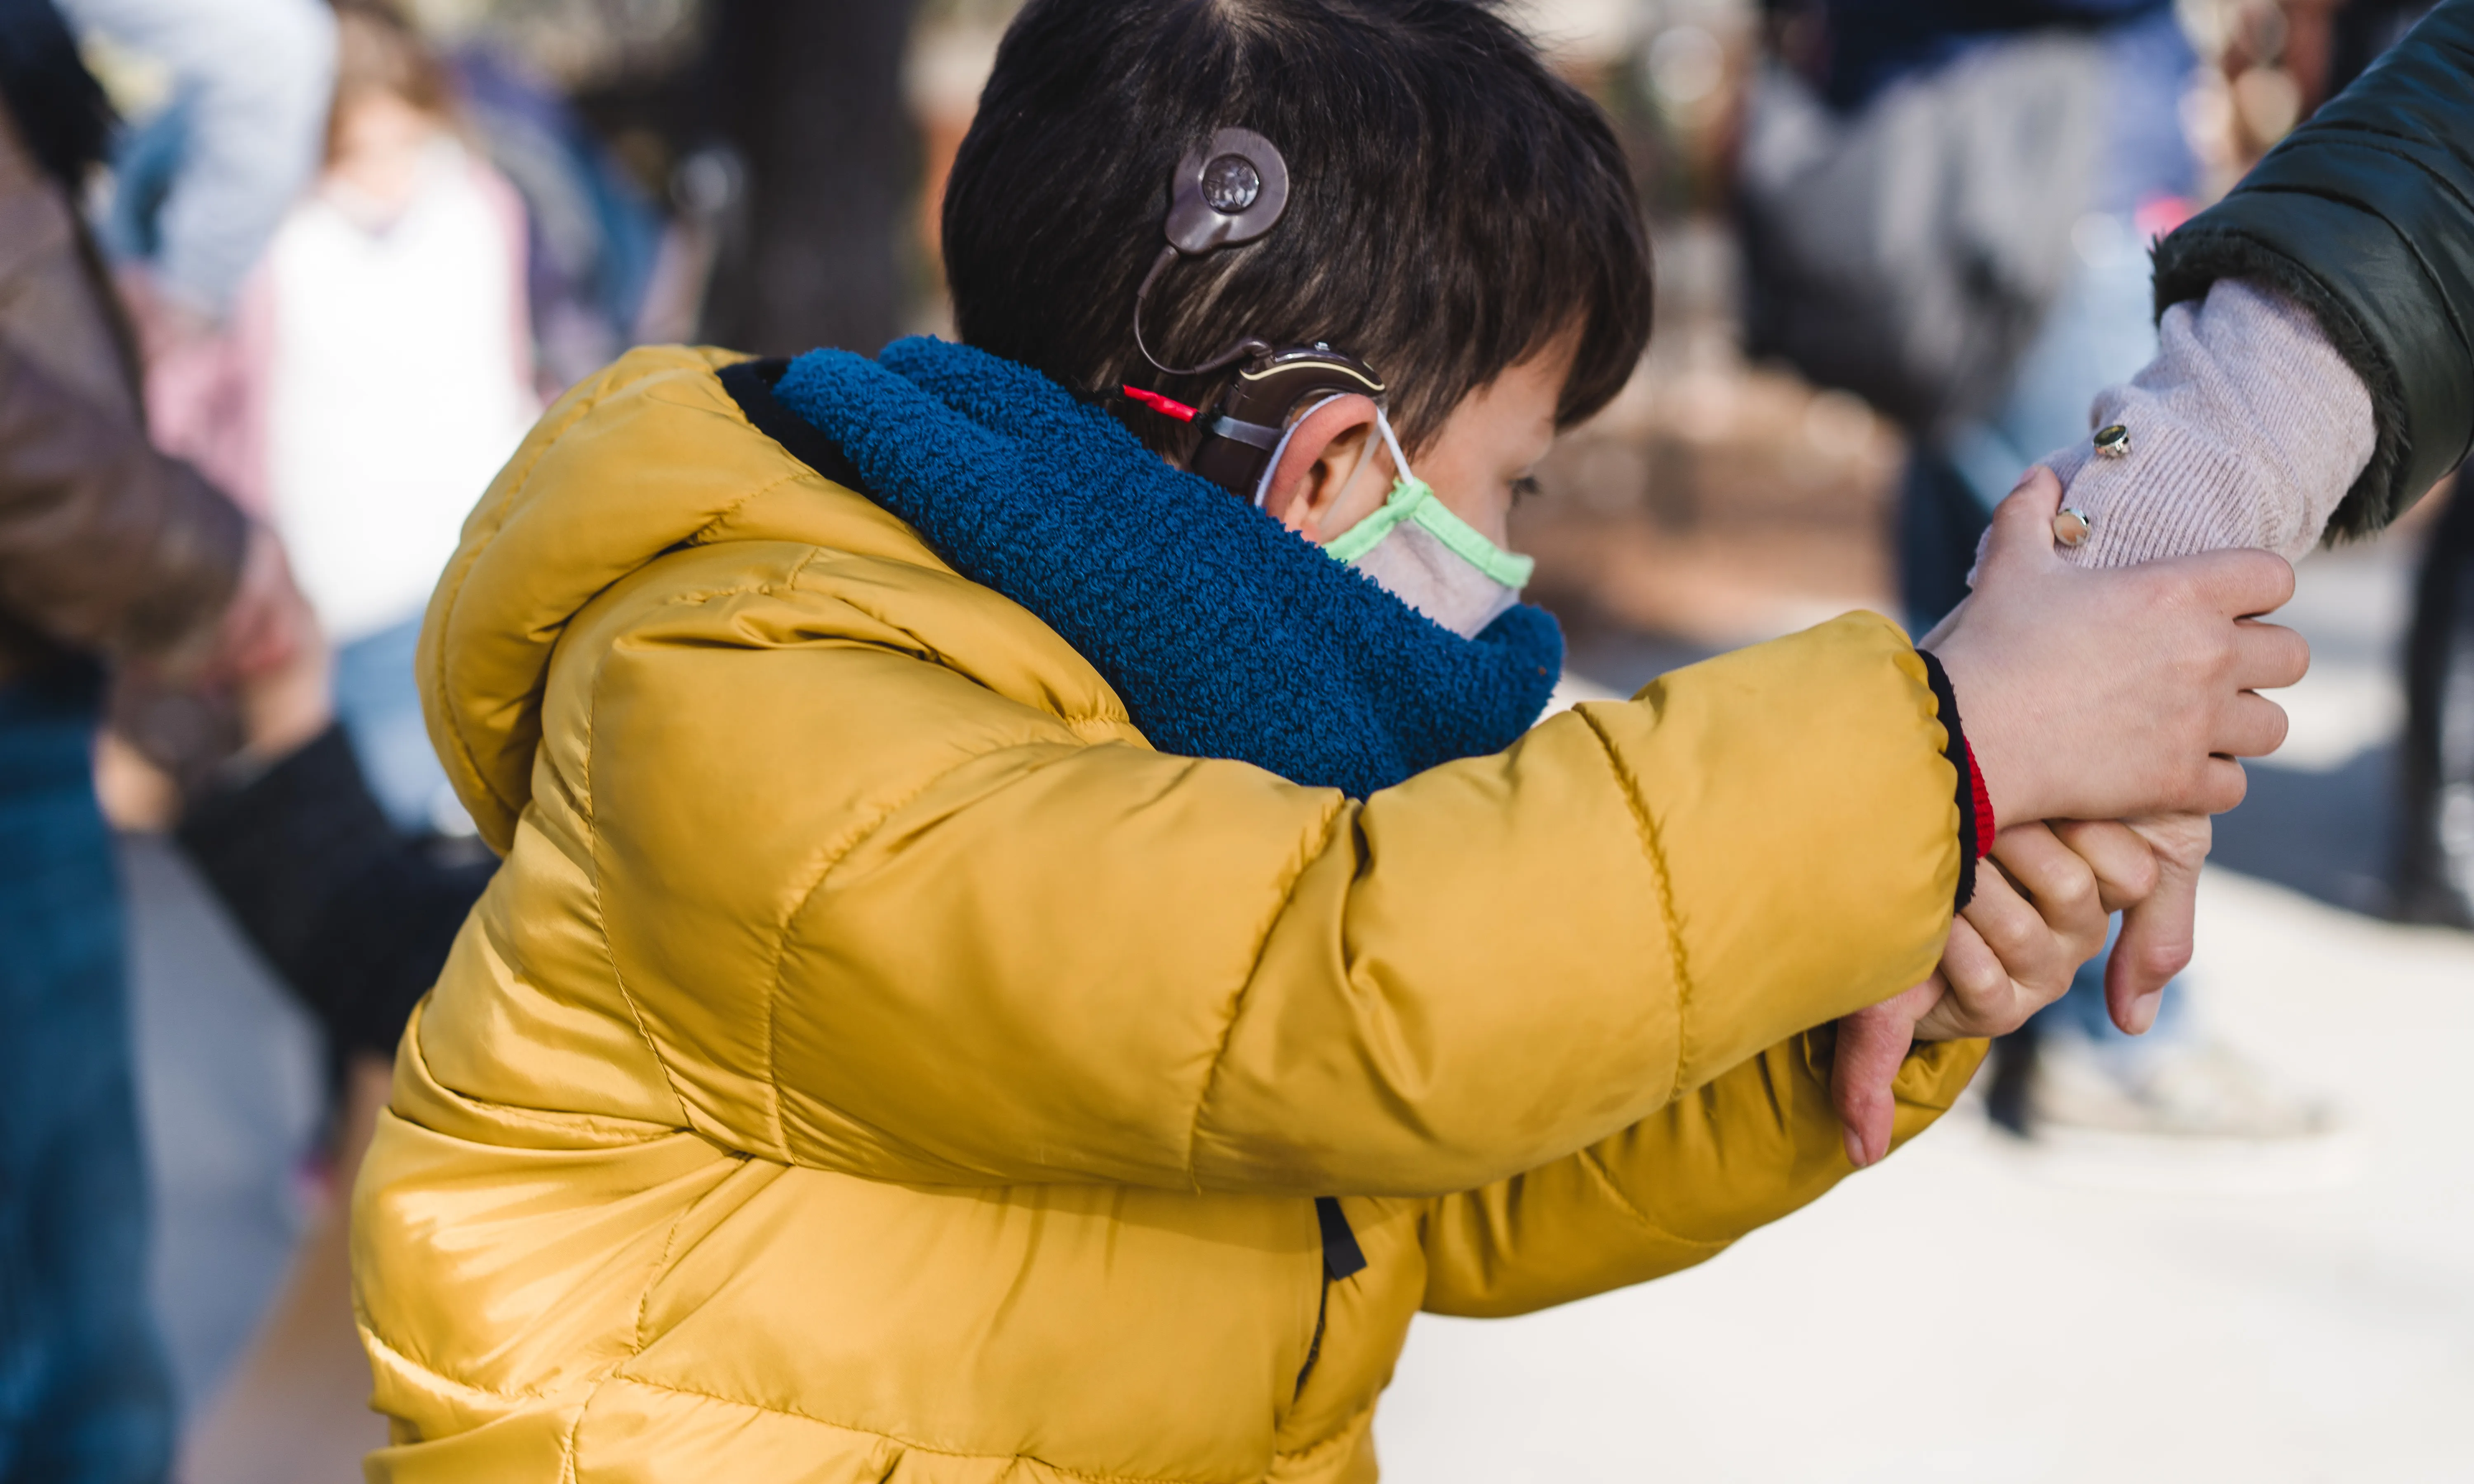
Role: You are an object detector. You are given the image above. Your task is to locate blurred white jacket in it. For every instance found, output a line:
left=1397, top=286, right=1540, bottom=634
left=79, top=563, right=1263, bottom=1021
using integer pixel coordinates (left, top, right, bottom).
left=262, top=134, right=539, bottom=643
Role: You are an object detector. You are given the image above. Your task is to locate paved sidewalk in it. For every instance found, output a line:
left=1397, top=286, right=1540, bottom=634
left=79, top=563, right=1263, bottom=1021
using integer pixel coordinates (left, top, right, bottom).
left=122, top=833, right=322, bottom=1420
left=1376, top=869, right=2474, bottom=1483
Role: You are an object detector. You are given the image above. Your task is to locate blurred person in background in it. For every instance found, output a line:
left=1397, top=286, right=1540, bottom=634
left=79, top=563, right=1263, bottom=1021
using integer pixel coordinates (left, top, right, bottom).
left=142, top=605, right=486, bottom=1481
left=449, top=41, right=666, bottom=392
left=2315, top=0, right=2474, bottom=929
left=2051, top=0, right=2472, bottom=932
left=64, top=0, right=332, bottom=823
left=64, top=0, right=334, bottom=342
left=0, top=1, right=306, bottom=1475
left=1740, top=0, right=2341, bottom=1165
left=695, top=0, right=917, bottom=355
left=143, top=0, right=541, bottom=835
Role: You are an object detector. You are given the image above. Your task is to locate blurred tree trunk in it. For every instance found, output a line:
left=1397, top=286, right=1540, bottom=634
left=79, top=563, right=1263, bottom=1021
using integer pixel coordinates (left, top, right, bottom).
left=698, top=0, right=918, bottom=357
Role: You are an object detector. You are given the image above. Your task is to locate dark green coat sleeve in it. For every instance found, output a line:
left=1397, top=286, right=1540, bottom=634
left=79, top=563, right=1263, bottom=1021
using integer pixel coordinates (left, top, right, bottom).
left=2152, top=0, right=2474, bottom=539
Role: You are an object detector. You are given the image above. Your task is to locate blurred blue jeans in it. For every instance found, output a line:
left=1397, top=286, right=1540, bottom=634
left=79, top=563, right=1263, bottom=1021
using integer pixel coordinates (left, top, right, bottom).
left=0, top=665, right=174, bottom=1484
left=335, top=617, right=458, bottom=835
left=1899, top=214, right=2191, bottom=1052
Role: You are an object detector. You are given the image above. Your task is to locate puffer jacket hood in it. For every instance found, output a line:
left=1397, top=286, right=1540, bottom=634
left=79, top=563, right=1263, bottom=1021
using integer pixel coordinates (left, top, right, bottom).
left=418, top=347, right=808, bottom=853
left=366, top=345, right=1982, bottom=1482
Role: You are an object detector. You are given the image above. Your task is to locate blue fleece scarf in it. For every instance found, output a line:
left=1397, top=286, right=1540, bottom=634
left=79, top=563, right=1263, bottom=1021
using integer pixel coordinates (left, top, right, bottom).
left=769, top=338, right=1562, bottom=798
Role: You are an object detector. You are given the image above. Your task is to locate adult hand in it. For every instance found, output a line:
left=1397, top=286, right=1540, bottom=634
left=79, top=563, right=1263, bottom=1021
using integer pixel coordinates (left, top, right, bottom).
left=209, top=524, right=333, bottom=765
left=115, top=524, right=329, bottom=788
left=2104, top=811, right=2211, bottom=1034
left=1832, top=819, right=2160, bottom=1167
left=206, top=524, right=313, bottom=683
left=230, top=596, right=335, bottom=768
left=1925, top=468, right=2308, bottom=827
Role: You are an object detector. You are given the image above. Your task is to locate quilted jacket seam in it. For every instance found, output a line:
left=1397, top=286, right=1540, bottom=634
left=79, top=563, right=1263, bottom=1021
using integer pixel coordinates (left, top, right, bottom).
left=590, top=1371, right=1248, bottom=1484
left=429, top=368, right=617, bottom=826
left=676, top=468, right=818, bottom=552
left=557, top=1383, right=592, bottom=1484
left=1574, top=1143, right=1731, bottom=1255
left=1573, top=707, right=1692, bottom=1105
left=599, top=1162, right=721, bottom=1436
left=356, top=1189, right=713, bottom=1416
left=581, top=629, right=698, bottom=1131
left=761, top=734, right=1101, bottom=1169
left=1183, top=789, right=1351, bottom=1189
left=755, top=545, right=830, bottom=1158
left=780, top=545, right=1137, bottom=733
left=396, top=1009, right=681, bottom=1143
left=361, top=1322, right=571, bottom=1404
left=1269, top=1395, right=1378, bottom=1469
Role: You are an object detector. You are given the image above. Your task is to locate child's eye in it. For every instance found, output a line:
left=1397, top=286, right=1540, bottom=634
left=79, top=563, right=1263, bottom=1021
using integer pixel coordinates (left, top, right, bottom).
left=1511, top=475, right=1543, bottom=504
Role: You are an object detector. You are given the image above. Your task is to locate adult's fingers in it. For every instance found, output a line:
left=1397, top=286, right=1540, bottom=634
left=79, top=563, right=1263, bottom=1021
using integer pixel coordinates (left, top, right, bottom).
left=2172, top=545, right=2296, bottom=620
left=2164, top=755, right=2251, bottom=817
left=2232, top=618, right=2311, bottom=693
left=2050, top=819, right=2160, bottom=912
left=1833, top=981, right=1938, bottom=1169
left=2106, top=814, right=2213, bottom=1031
left=2213, top=691, right=2292, bottom=759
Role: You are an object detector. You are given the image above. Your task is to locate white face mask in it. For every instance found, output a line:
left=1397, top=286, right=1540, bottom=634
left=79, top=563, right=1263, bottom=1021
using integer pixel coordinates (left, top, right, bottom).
left=1257, top=402, right=1535, bottom=639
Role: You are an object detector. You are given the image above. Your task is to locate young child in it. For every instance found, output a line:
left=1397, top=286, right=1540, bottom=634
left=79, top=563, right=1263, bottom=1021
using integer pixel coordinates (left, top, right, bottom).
left=353, top=2, right=2298, bottom=1477
left=149, top=0, right=538, bottom=834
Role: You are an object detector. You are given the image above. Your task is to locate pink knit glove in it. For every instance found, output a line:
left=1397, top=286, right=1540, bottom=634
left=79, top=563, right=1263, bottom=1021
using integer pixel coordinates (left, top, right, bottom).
left=2041, top=281, right=2369, bottom=1041
left=2037, top=278, right=2375, bottom=568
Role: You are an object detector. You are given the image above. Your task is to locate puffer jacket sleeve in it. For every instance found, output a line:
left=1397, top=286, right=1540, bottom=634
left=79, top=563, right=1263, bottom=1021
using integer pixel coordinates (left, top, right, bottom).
left=2149, top=0, right=2474, bottom=538
left=587, top=596, right=1966, bottom=1199
left=1418, top=1031, right=1985, bottom=1317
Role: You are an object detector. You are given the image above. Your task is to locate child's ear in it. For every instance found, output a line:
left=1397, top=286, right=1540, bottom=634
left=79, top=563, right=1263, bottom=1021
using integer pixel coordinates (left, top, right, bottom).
left=1261, top=394, right=1387, bottom=542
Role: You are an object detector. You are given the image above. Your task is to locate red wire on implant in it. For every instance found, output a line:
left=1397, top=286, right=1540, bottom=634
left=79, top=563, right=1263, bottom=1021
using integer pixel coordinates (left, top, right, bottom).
left=1122, top=385, right=1199, bottom=422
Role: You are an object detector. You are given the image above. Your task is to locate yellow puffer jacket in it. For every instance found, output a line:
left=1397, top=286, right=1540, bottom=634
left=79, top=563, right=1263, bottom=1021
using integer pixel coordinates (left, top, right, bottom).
left=355, top=345, right=1987, bottom=1482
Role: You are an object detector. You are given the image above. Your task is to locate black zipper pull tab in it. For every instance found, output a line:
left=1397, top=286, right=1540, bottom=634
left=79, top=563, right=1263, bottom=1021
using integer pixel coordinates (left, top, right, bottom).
left=1315, top=1195, right=1366, bottom=1282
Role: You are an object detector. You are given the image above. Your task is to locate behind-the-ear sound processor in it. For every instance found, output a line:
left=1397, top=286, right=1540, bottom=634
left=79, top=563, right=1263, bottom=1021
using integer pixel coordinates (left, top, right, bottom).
left=1123, top=127, right=1385, bottom=499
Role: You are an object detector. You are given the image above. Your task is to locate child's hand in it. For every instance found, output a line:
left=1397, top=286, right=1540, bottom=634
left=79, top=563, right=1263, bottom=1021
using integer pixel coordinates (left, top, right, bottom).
left=1925, top=468, right=2308, bottom=828
left=1832, top=819, right=2160, bottom=1167
left=2102, top=811, right=2211, bottom=1034
left=204, top=525, right=313, bottom=685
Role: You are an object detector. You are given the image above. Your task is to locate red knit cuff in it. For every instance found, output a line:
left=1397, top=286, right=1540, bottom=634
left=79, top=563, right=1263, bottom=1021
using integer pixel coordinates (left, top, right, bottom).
left=1962, top=740, right=1996, bottom=857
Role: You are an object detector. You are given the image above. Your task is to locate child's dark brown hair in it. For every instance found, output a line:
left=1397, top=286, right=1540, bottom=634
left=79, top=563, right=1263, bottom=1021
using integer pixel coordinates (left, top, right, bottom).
left=943, top=0, right=1654, bottom=459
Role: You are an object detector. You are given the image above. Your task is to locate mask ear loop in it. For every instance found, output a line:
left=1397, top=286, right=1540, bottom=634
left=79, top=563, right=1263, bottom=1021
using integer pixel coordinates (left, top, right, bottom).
left=1370, top=406, right=1419, bottom=489
left=1251, top=393, right=1350, bottom=509
left=1312, top=406, right=1429, bottom=565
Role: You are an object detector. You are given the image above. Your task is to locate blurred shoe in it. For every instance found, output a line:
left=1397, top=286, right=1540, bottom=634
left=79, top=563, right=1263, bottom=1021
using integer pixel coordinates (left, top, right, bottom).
left=2389, top=859, right=2474, bottom=930
left=2001, top=1033, right=2362, bottom=1194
